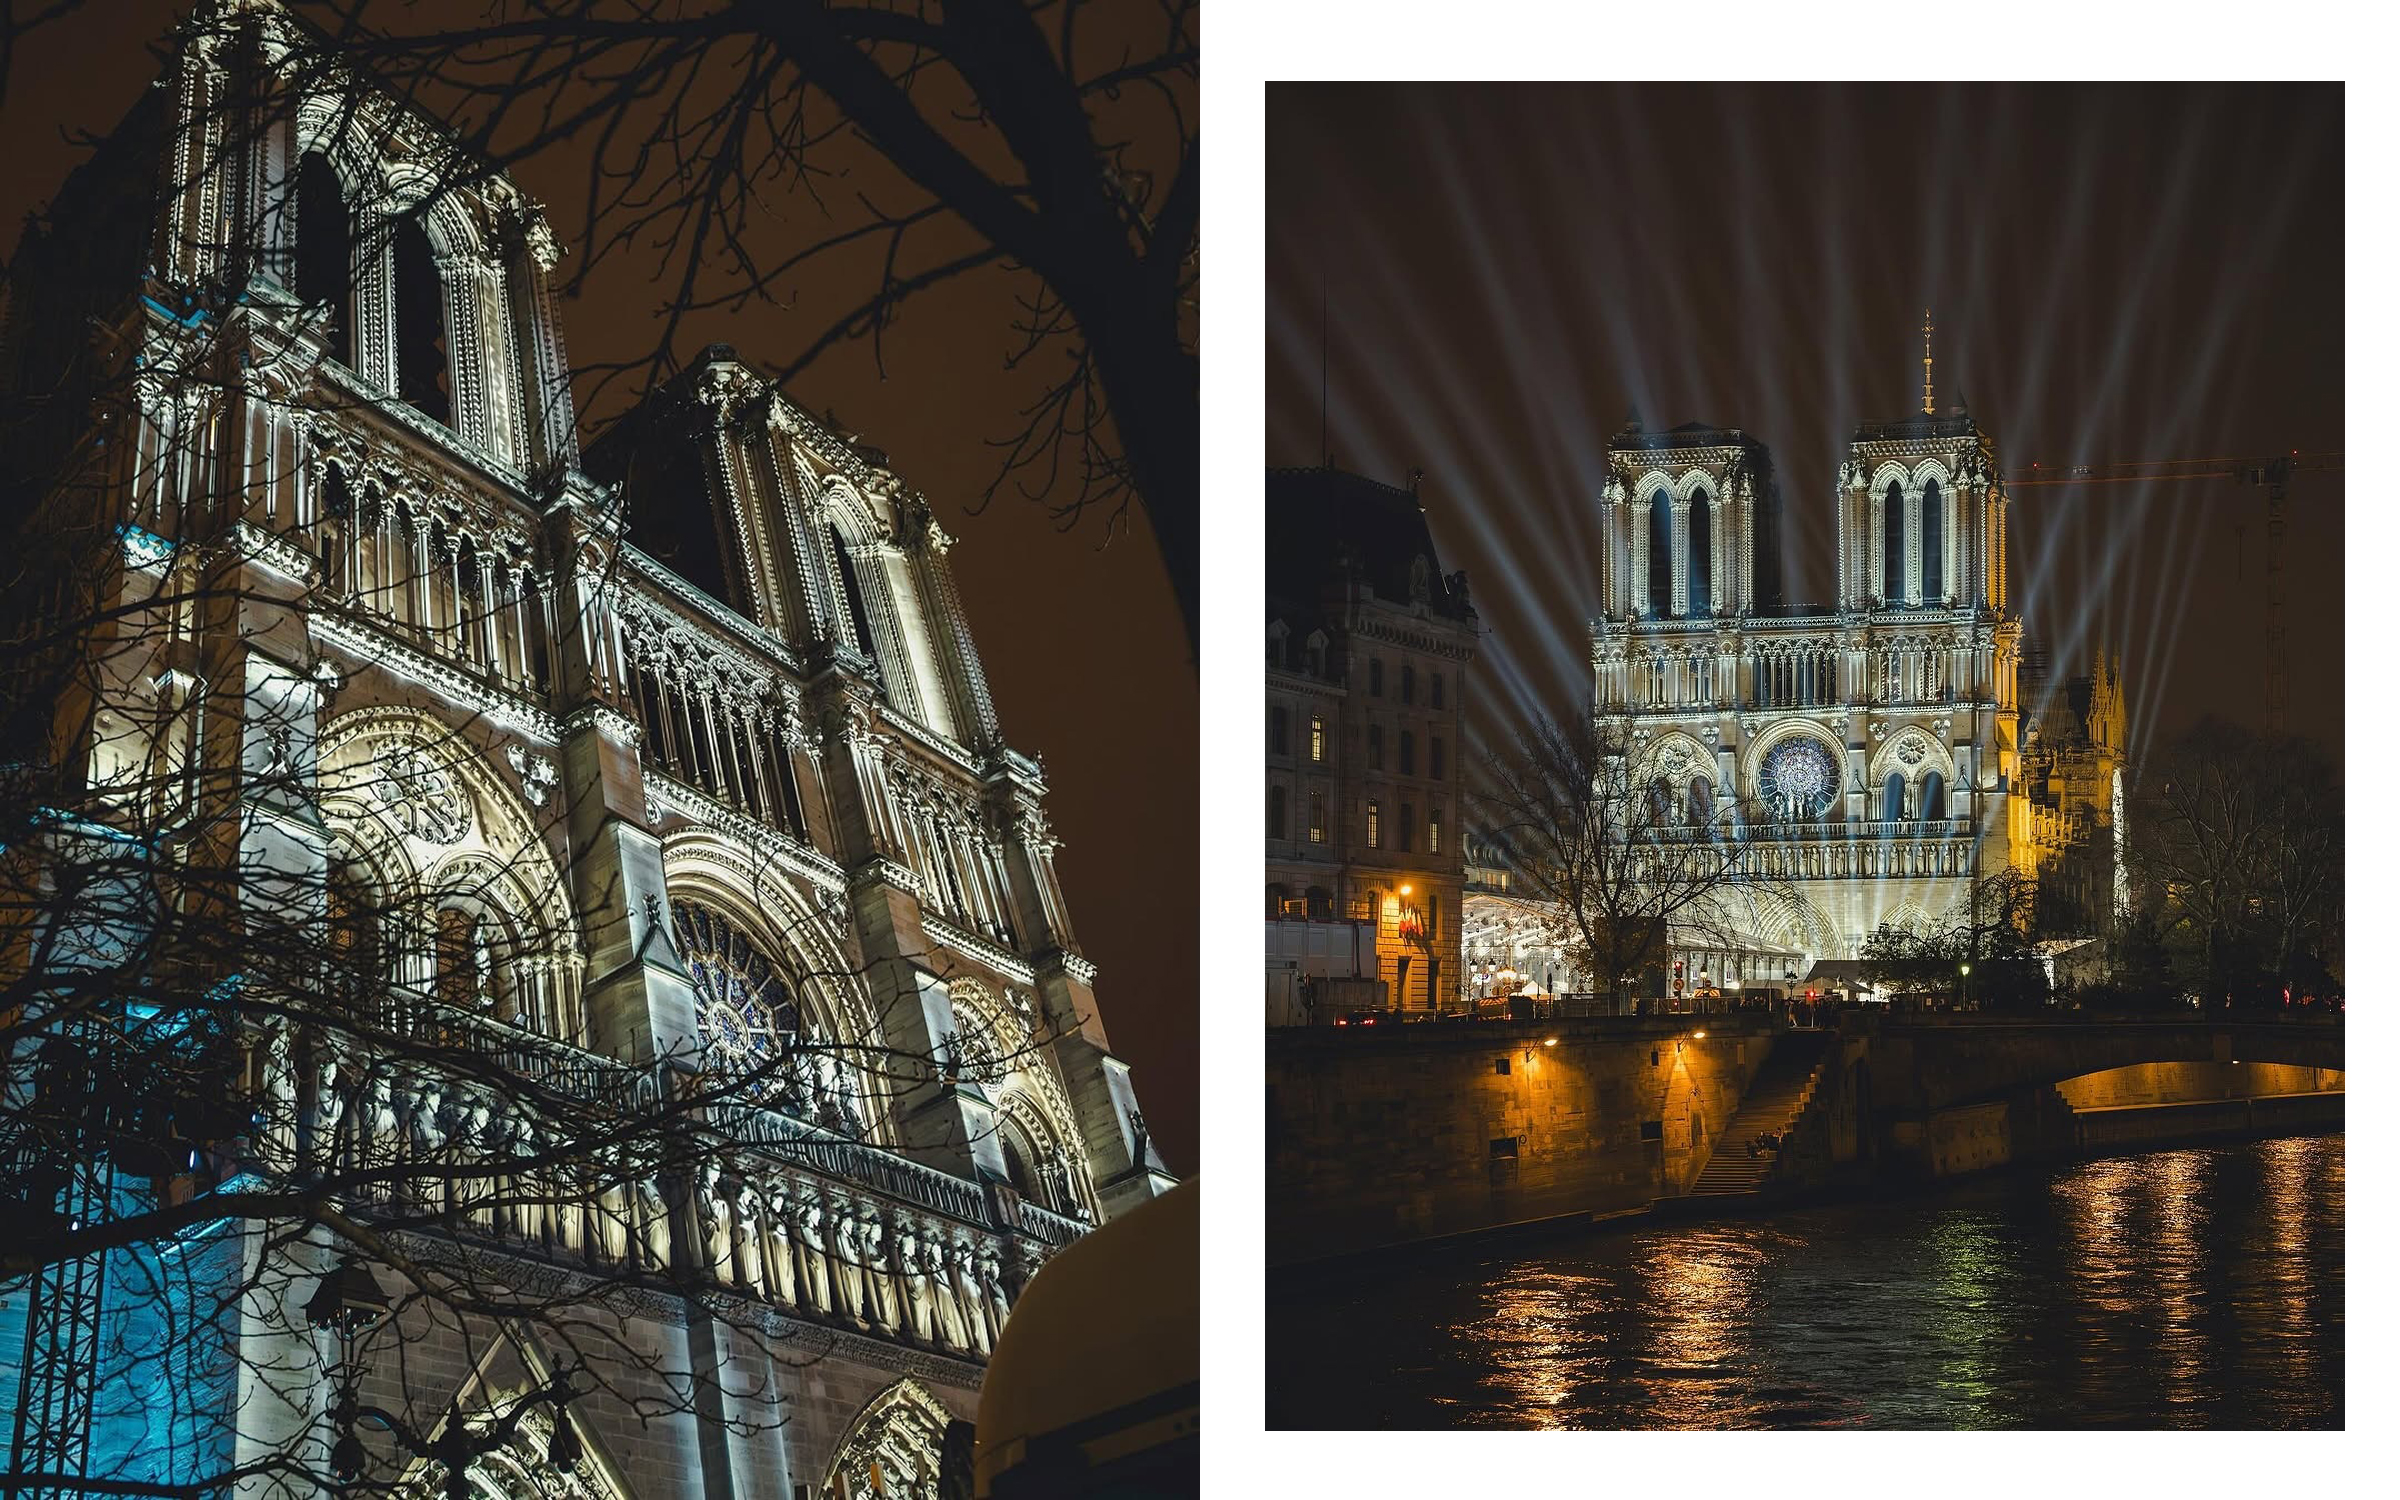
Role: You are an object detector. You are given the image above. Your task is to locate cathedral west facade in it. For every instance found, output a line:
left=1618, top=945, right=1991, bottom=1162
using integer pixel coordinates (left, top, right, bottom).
left=1589, top=403, right=2117, bottom=988
left=0, top=3, right=1170, bottom=1495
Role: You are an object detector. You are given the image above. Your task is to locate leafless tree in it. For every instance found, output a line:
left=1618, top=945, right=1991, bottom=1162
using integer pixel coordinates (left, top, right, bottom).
left=2125, top=718, right=2342, bottom=1000
left=0, top=12, right=1132, bottom=1492
left=1473, top=710, right=1809, bottom=1008
left=290, top=0, right=1201, bottom=654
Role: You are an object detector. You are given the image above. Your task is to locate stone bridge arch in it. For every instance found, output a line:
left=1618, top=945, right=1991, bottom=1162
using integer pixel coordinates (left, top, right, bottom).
left=1870, top=1020, right=2344, bottom=1112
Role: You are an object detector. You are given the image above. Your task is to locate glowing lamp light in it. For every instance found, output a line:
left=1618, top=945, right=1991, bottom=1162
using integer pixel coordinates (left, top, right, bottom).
left=1399, top=883, right=1413, bottom=896
left=1543, top=1037, right=1559, bottom=1048
left=1691, top=1030, right=1707, bottom=1040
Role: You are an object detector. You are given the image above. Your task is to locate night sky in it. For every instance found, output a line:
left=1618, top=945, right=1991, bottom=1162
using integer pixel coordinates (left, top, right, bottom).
left=1267, top=83, right=2342, bottom=776
left=0, top=3, right=1196, bottom=1170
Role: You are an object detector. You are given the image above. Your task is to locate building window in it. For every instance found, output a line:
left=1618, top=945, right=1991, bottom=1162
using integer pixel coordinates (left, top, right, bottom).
left=294, top=152, right=354, bottom=367
left=1399, top=730, right=1415, bottom=776
left=1922, top=477, right=1944, bottom=601
left=1648, top=490, right=1674, bottom=616
left=1399, top=802, right=1414, bottom=853
left=1309, top=714, right=1326, bottom=763
left=1268, top=785, right=1287, bottom=839
left=1883, top=480, right=1906, bottom=602
left=1493, top=1057, right=1510, bottom=1076
left=1401, top=664, right=1416, bottom=704
left=1366, top=800, right=1381, bottom=849
left=1431, top=672, right=1446, bottom=709
left=1489, top=1136, right=1519, bottom=1159
left=393, top=216, right=452, bottom=428
left=1689, top=490, right=1712, bottom=616
left=1429, top=803, right=1443, bottom=855
left=1369, top=658, right=1384, bottom=696
left=1306, top=636, right=1327, bottom=677
left=1368, top=724, right=1383, bottom=770
left=1269, top=706, right=1288, bottom=756
left=1309, top=792, right=1327, bottom=844
left=1430, top=737, right=1445, bottom=781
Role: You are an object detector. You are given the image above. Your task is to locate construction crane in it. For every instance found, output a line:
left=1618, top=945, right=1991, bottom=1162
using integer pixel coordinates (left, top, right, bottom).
left=2002, top=450, right=2340, bottom=734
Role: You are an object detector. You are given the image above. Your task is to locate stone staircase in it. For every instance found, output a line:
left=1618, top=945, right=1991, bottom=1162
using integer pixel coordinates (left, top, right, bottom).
left=1688, top=1033, right=1835, bottom=1197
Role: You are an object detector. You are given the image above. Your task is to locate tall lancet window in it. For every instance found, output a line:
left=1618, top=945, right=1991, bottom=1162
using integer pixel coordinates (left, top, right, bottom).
left=1647, top=491, right=1673, bottom=617
left=1921, top=478, right=1944, bottom=602
left=1882, top=481, right=1906, bottom=602
left=830, top=525, right=880, bottom=670
left=1688, top=492, right=1712, bottom=616
left=393, top=216, right=452, bottom=428
left=294, top=152, right=353, bottom=367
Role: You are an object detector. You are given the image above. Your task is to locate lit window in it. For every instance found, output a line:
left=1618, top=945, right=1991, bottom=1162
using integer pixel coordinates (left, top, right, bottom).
left=1429, top=803, right=1443, bottom=855
left=1309, top=792, right=1327, bottom=844
left=1310, top=714, right=1326, bottom=763
left=1366, top=800, right=1381, bottom=849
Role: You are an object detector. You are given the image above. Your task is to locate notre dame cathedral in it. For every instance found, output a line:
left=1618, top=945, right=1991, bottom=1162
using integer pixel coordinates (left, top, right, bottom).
left=1588, top=392, right=2123, bottom=985
left=0, top=2, right=1172, bottom=1496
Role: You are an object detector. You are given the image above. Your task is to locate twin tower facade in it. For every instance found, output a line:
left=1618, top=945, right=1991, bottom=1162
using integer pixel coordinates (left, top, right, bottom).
left=1587, top=407, right=2111, bottom=980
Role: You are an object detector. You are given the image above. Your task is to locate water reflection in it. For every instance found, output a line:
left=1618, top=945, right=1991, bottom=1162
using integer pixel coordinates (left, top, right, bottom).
left=1267, top=1135, right=2343, bottom=1430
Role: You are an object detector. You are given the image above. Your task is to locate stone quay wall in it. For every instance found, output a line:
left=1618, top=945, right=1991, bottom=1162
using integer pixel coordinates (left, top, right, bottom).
left=1266, top=1017, right=1773, bottom=1266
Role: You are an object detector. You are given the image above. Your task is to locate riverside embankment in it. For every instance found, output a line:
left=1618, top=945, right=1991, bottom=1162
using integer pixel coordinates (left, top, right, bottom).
left=1266, top=1011, right=2343, bottom=1267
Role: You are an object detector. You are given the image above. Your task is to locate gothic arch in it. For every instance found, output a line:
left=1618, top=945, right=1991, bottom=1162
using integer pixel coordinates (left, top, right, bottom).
left=819, top=1377, right=958, bottom=1500
left=317, top=709, right=576, bottom=948
left=1636, top=730, right=1717, bottom=792
left=946, top=977, right=1093, bottom=1210
left=1740, top=719, right=1850, bottom=807
left=1866, top=728, right=1958, bottom=790
left=659, top=833, right=892, bottom=1141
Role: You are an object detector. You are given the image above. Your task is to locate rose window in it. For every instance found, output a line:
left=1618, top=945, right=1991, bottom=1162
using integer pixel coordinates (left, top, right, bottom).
left=671, top=899, right=861, bottom=1132
left=1759, top=736, right=1839, bottom=821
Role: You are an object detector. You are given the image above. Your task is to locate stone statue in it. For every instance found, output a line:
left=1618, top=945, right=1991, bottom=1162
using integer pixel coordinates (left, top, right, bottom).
left=794, top=1189, right=832, bottom=1314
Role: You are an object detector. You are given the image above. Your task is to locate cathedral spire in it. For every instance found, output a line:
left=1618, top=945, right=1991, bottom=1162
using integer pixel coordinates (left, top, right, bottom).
left=1921, top=308, right=1935, bottom=417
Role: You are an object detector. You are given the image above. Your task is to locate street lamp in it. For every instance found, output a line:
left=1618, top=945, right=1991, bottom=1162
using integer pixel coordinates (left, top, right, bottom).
left=306, top=1258, right=584, bottom=1497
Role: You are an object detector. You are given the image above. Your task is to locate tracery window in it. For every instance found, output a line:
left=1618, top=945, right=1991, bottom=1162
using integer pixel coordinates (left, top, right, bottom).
left=293, top=151, right=353, bottom=366
left=1921, top=478, right=1944, bottom=602
left=393, top=215, right=451, bottom=427
left=1648, top=491, right=1674, bottom=615
left=1883, top=481, right=1906, bottom=602
left=1689, top=491, right=1712, bottom=615
left=671, top=899, right=861, bottom=1134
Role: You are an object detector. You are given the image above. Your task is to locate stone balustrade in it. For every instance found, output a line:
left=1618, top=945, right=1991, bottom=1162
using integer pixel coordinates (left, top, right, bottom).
left=262, top=1008, right=1083, bottom=1364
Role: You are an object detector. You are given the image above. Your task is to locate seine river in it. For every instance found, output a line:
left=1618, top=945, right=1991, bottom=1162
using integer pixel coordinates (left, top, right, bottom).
left=1269, top=1134, right=2343, bottom=1430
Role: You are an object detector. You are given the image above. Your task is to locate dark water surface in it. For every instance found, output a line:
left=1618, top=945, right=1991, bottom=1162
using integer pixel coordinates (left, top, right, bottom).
left=1268, top=1135, right=2343, bottom=1429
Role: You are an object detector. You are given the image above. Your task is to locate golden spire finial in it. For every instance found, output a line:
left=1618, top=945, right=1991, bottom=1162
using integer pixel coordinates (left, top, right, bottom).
left=1921, top=308, right=1935, bottom=416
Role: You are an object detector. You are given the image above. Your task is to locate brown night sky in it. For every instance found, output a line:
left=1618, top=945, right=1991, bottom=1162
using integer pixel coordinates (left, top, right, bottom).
left=0, top=2, right=1197, bottom=1170
left=1267, top=83, right=2342, bottom=780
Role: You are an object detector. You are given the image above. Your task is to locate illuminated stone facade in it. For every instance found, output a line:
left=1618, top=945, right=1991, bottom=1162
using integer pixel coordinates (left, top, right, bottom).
left=0, top=3, right=1168, bottom=1494
left=1265, top=467, right=1479, bottom=1019
left=1590, top=412, right=2114, bottom=982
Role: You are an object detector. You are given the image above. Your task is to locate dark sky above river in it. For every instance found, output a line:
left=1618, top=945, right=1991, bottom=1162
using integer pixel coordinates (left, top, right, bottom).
left=1266, top=83, right=2342, bottom=772
left=0, top=2, right=1197, bottom=1167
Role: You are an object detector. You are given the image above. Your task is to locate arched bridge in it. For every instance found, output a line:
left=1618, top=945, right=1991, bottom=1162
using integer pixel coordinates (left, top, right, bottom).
left=1859, top=1016, right=2344, bottom=1112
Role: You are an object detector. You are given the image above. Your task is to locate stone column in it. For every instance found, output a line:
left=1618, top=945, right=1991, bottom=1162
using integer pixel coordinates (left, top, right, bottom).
left=546, top=499, right=703, bottom=1068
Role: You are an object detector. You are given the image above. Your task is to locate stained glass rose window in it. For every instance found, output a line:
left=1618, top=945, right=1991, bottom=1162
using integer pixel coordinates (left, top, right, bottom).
left=1759, top=736, right=1839, bottom=821
left=671, top=899, right=862, bottom=1133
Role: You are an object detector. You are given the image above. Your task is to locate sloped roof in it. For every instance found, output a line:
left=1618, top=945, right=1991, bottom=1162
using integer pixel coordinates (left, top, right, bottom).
left=1264, top=465, right=1476, bottom=631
